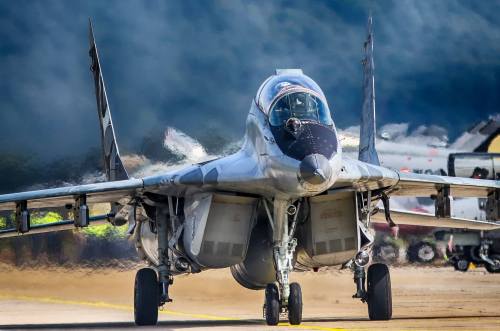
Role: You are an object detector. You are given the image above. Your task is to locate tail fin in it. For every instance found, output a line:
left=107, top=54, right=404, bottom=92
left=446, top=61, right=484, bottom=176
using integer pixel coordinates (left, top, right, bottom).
left=88, top=19, right=129, bottom=181
left=358, top=15, right=380, bottom=166
left=473, top=115, right=500, bottom=152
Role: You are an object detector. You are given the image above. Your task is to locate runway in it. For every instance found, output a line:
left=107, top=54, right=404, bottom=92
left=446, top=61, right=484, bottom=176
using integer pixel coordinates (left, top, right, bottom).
left=0, top=266, right=499, bottom=330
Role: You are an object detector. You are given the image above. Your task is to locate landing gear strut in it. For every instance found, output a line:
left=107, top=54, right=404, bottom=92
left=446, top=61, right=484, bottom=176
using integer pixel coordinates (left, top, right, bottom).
left=156, top=206, right=173, bottom=306
left=263, top=199, right=303, bottom=325
left=134, top=205, right=174, bottom=326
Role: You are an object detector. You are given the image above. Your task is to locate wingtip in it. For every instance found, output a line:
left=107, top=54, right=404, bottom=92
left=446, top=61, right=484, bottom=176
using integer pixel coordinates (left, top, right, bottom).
left=88, top=18, right=95, bottom=44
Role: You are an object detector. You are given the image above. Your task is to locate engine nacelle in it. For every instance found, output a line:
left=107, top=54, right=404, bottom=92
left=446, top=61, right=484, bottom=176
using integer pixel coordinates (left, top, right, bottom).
left=135, top=193, right=258, bottom=273
left=183, top=193, right=258, bottom=268
left=295, top=191, right=367, bottom=269
left=230, top=220, right=275, bottom=290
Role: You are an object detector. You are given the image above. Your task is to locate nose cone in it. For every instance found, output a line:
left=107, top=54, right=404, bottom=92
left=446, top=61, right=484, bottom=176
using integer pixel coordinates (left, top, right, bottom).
left=299, top=154, right=332, bottom=185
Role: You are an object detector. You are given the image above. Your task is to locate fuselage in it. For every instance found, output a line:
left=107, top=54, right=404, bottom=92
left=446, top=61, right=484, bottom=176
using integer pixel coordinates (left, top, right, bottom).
left=145, top=70, right=344, bottom=200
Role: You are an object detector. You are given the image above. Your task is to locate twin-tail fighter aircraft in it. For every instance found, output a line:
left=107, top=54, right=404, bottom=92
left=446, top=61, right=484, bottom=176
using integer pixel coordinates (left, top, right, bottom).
left=1, top=17, right=499, bottom=326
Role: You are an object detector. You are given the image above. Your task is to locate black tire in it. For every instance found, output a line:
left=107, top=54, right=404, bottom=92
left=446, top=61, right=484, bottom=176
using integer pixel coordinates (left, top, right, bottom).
left=485, top=255, right=500, bottom=273
left=134, top=268, right=159, bottom=326
left=265, top=283, right=280, bottom=326
left=454, top=259, right=469, bottom=272
left=367, top=263, right=392, bottom=321
left=408, top=242, right=436, bottom=263
left=288, top=283, right=302, bottom=325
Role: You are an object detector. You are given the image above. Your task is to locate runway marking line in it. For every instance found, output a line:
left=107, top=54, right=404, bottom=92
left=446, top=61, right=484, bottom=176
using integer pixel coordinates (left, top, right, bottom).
left=1, top=294, right=497, bottom=331
left=0, top=294, right=348, bottom=331
left=278, top=322, right=348, bottom=331
left=0, top=294, right=233, bottom=321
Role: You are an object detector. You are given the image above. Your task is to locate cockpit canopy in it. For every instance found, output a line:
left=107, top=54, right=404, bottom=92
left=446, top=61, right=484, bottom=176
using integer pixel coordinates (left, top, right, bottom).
left=256, top=70, right=333, bottom=127
left=269, top=90, right=332, bottom=126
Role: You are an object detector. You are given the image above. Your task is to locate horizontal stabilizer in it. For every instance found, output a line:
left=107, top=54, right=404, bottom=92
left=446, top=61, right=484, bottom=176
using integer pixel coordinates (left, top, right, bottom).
left=372, top=209, right=500, bottom=231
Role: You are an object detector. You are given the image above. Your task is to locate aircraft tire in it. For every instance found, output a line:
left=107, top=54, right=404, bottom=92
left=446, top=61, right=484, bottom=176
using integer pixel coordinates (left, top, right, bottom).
left=367, top=263, right=392, bottom=321
left=408, top=242, right=436, bottom=263
left=454, top=259, right=469, bottom=272
left=485, top=255, right=500, bottom=273
left=134, top=268, right=159, bottom=326
left=265, top=283, right=280, bottom=326
left=288, top=282, right=303, bottom=325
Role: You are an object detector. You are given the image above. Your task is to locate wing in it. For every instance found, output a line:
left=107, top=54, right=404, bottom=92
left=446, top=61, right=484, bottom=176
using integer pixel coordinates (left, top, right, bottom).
left=388, top=171, right=499, bottom=226
left=336, top=157, right=500, bottom=228
left=0, top=174, right=198, bottom=238
left=337, top=157, right=498, bottom=197
left=0, top=178, right=144, bottom=237
left=391, top=171, right=496, bottom=198
left=372, top=209, right=500, bottom=231
left=0, top=178, right=144, bottom=211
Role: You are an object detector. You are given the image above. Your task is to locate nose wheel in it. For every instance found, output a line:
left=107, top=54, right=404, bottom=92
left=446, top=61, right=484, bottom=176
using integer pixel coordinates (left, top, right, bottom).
left=264, top=282, right=303, bottom=326
left=264, top=283, right=280, bottom=325
left=288, top=282, right=303, bottom=325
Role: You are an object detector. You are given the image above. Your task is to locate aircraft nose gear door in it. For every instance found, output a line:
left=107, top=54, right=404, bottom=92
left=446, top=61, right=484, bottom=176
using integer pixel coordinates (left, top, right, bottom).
left=263, top=199, right=303, bottom=326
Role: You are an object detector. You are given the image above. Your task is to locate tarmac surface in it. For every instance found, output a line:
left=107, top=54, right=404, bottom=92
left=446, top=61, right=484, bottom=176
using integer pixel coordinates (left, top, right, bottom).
left=0, top=265, right=499, bottom=330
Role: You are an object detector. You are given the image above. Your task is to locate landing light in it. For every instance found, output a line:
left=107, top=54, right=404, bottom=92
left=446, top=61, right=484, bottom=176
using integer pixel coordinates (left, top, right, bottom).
left=287, top=204, right=297, bottom=216
left=354, top=250, right=370, bottom=267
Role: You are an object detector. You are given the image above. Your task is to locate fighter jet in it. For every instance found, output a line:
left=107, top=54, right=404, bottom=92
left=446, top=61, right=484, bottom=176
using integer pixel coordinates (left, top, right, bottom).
left=0, top=18, right=499, bottom=326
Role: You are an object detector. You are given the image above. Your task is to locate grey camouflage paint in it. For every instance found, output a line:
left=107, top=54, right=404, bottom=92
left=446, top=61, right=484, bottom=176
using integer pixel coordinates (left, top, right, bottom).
left=358, top=15, right=380, bottom=166
left=88, top=20, right=128, bottom=182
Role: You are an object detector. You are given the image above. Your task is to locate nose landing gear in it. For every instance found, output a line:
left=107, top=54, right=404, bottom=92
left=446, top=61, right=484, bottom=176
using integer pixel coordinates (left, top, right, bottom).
left=263, top=199, right=303, bottom=326
left=264, top=282, right=303, bottom=326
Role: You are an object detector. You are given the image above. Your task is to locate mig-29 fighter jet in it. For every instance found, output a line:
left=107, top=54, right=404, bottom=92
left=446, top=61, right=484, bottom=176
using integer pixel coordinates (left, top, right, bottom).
left=0, top=18, right=499, bottom=326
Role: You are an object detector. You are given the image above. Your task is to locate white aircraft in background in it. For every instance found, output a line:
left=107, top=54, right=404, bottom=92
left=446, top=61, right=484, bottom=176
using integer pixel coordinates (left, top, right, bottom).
left=340, top=115, right=500, bottom=178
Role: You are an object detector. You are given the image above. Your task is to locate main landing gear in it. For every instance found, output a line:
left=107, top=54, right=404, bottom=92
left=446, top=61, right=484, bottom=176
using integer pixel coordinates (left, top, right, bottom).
left=352, top=261, right=392, bottom=320
left=134, top=267, right=174, bottom=326
left=134, top=206, right=173, bottom=326
left=263, top=199, right=303, bottom=325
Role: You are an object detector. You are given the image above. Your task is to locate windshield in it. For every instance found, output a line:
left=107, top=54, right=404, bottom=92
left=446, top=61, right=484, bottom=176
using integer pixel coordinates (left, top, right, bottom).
left=269, top=92, right=333, bottom=126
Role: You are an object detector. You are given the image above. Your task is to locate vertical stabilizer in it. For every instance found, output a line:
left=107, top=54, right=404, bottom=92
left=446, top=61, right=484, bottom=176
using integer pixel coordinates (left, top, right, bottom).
left=358, top=15, right=380, bottom=166
left=88, top=20, right=129, bottom=181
